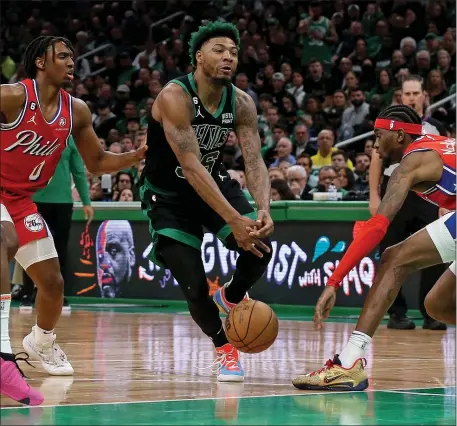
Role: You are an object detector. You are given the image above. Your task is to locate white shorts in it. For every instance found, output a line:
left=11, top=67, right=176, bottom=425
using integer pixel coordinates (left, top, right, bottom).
left=426, top=212, right=456, bottom=275
left=1, top=203, right=58, bottom=270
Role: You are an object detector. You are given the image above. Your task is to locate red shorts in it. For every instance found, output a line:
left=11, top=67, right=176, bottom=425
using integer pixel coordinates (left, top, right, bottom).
left=0, top=193, right=50, bottom=248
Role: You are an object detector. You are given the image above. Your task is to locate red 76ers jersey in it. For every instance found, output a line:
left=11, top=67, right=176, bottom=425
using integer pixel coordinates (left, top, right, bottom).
left=403, top=134, right=456, bottom=211
left=0, top=78, right=72, bottom=197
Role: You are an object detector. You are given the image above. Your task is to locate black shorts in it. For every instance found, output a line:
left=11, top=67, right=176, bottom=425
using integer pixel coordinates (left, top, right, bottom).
left=139, top=177, right=255, bottom=266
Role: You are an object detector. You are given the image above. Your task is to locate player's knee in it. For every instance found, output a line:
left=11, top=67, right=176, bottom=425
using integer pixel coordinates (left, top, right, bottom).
left=36, top=270, right=64, bottom=299
left=425, top=293, right=455, bottom=324
left=381, top=244, right=408, bottom=268
left=424, top=294, right=440, bottom=321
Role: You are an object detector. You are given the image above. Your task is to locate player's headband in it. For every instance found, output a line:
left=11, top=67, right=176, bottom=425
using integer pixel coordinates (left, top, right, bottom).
left=374, top=119, right=422, bottom=135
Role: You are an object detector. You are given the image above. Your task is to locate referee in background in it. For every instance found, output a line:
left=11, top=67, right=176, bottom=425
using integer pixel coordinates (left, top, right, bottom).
left=369, top=75, right=448, bottom=330
left=20, top=135, right=94, bottom=309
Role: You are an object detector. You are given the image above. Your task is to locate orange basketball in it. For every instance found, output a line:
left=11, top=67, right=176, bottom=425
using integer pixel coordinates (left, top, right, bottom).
left=224, top=300, right=279, bottom=353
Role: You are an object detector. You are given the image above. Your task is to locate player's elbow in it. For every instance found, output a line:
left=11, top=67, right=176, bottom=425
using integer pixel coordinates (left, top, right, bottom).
left=85, top=151, right=106, bottom=175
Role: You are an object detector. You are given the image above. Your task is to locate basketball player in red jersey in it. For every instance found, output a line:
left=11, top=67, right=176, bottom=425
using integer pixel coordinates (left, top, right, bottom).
left=292, top=105, right=456, bottom=391
left=0, top=36, right=146, bottom=405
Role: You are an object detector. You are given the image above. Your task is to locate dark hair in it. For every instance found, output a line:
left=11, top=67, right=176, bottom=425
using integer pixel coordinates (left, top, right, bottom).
left=23, top=36, right=74, bottom=78
left=188, top=22, right=240, bottom=66
left=116, top=171, right=133, bottom=185
left=271, top=179, right=297, bottom=200
left=282, top=93, right=298, bottom=111
left=331, top=149, right=348, bottom=161
left=376, top=68, right=393, bottom=91
left=333, top=89, right=347, bottom=98
left=377, top=104, right=422, bottom=137
left=308, top=58, right=322, bottom=66
left=338, top=167, right=355, bottom=190
left=355, top=152, right=371, bottom=160
left=349, top=87, right=364, bottom=95
left=297, top=152, right=313, bottom=168
left=319, top=165, right=337, bottom=178
left=402, top=75, right=425, bottom=92
left=260, top=93, right=274, bottom=103
left=272, top=123, right=287, bottom=132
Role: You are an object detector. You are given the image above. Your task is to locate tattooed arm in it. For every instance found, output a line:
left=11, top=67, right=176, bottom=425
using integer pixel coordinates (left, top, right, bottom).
left=157, top=84, right=240, bottom=223
left=235, top=89, right=274, bottom=237
left=157, top=84, right=269, bottom=255
left=325, top=149, right=443, bottom=288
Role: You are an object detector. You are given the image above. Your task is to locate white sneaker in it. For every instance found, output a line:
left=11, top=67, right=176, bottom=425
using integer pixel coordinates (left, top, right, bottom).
left=22, top=326, right=74, bottom=376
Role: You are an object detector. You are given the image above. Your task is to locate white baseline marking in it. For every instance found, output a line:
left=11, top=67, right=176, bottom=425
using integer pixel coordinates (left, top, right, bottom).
left=0, top=385, right=454, bottom=410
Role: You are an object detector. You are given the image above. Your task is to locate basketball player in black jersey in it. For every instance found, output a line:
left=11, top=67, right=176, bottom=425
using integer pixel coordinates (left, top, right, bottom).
left=139, top=22, right=273, bottom=382
left=369, top=75, right=448, bottom=330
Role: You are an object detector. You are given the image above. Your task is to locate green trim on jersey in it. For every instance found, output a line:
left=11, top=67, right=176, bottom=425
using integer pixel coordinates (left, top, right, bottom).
left=167, top=79, right=196, bottom=117
left=216, top=211, right=257, bottom=242
left=145, top=226, right=201, bottom=267
left=188, top=73, right=227, bottom=119
left=142, top=177, right=179, bottom=198
left=231, top=84, right=237, bottom=123
left=156, top=228, right=202, bottom=251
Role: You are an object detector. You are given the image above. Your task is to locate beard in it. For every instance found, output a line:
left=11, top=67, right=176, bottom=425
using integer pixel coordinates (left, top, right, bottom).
left=201, top=63, right=233, bottom=87
left=210, top=75, right=232, bottom=87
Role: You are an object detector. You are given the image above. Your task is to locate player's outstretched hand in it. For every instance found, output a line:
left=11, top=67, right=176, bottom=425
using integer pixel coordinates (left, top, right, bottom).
left=228, top=215, right=271, bottom=258
left=135, top=144, right=148, bottom=160
left=314, top=286, right=337, bottom=330
left=249, top=209, right=274, bottom=239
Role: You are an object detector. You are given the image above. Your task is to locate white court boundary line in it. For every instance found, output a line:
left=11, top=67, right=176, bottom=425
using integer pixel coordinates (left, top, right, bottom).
left=0, top=385, right=454, bottom=410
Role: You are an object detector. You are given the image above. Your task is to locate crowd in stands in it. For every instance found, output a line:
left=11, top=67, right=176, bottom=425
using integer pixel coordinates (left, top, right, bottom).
left=1, top=0, right=456, bottom=202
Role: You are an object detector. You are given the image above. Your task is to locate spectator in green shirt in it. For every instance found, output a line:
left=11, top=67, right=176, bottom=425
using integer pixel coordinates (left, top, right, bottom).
left=20, top=136, right=94, bottom=309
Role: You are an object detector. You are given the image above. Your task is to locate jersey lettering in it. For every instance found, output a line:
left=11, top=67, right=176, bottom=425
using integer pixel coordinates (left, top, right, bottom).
left=0, top=79, right=71, bottom=197
left=29, top=160, right=46, bottom=181
left=175, top=151, right=221, bottom=179
left=4, top=130, right=61, bottom=157
left=441, top=139, right=456, bottom=155
left=192, top=124, right=230, bottom=151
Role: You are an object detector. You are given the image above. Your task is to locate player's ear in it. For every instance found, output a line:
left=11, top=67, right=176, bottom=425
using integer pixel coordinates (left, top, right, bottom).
left=196, top=50, right=203, bottom=65
left=396, top=129, right=406, bottom=144
left=35, top=55, right=45, bottom=71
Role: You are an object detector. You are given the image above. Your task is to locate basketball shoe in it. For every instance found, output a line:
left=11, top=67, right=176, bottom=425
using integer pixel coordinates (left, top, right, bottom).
left=216, top=343, right=244, bottom=382
left=292, top=355, right=368, bottom=391
left=1, top=353, right=44, bottom=405
left=22, top=326, right=74, bottom=375
left=213, top=281, right=249, bottom=314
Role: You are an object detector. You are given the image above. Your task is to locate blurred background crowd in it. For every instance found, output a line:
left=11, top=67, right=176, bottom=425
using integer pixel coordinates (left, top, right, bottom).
left=1, top=0, right=456, bottom=202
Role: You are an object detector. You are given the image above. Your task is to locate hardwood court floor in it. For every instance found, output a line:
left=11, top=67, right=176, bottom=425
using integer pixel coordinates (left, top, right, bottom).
left=0, top=304, right=455, bottom=425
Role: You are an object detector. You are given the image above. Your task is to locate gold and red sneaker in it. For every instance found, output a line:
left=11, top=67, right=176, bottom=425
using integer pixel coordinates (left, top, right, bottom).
left=292, top=355, right=368, bottom=391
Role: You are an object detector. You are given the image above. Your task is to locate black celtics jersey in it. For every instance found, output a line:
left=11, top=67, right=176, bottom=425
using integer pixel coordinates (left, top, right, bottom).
left=143, top=73, right=237, bottom=192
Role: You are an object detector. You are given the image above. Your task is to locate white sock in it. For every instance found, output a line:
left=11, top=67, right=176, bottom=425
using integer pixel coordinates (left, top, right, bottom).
left=338, top=331, right=372, bottom=368
left=34, top=324, right=55, bottom=345
left=1, top=294, right=12, bottom=354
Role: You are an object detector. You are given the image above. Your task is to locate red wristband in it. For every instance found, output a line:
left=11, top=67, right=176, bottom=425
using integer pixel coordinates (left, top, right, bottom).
left=326, top=214, right=390, bottom=288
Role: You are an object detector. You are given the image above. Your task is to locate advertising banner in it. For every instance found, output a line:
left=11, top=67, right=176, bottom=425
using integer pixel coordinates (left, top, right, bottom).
left=67, top=219, right=421, bottom=308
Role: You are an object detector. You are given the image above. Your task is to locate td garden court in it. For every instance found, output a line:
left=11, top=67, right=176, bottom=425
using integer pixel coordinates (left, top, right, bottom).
left=0, top=302, right=454, bottom=425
